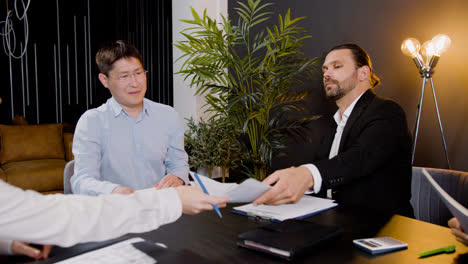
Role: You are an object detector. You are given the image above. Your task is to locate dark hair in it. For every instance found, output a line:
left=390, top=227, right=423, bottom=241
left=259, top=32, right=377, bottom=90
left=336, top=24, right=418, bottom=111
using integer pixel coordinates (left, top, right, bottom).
left=95, top=40, right=143, bottom=75
left=328, top=43, right=380, bottom=88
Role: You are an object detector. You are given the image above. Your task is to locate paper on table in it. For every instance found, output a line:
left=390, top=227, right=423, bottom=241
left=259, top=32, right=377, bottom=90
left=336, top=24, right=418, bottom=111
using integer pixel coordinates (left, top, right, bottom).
left=422, top=169, right=468, bottom=232
left=189, top=172, right=271, bottom=203
left=233, top=195, right=337, bottom=221
left=55, top=237, right=156, bottom=264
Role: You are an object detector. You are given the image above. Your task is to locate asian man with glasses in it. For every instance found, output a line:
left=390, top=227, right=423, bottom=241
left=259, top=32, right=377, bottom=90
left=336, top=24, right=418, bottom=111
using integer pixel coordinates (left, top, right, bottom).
left=71, top=40, right=189, bottom=196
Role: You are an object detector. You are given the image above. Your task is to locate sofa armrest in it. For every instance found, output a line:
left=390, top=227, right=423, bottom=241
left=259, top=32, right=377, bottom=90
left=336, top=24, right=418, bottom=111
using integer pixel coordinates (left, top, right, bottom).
left=0, top=166, right=6, bottom=182
left=64, top=132, right=74, bottom=161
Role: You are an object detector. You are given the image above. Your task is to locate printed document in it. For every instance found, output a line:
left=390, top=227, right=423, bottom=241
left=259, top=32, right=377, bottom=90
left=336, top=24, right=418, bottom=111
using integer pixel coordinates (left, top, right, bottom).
left=55, top=237, right=156, bottom=264
left=189, top=172, right=271, bottom=203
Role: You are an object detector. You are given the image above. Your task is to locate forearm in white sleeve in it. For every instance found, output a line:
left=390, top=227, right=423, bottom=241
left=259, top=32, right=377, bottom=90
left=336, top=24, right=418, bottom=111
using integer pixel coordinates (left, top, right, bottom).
left=301, top=164, right=323, bottom=194
left=0, top=181, right=182, bottom=247
left=0, top=240, right=13, bottom=255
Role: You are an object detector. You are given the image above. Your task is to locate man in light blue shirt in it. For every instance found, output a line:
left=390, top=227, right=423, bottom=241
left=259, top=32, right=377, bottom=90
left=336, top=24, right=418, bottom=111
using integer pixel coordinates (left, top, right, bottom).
left=71, top=40, right=189, bottom=195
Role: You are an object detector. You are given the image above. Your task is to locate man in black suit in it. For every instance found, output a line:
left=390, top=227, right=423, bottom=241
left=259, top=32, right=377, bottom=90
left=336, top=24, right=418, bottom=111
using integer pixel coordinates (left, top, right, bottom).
left=254, top=43, right=413, bottom=216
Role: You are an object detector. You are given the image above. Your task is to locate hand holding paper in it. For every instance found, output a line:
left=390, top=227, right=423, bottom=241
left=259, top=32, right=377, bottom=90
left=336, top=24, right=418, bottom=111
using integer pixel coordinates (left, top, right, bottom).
left=253, top=167, right=314, bottom=206
left=189, top=172, right=271, bottom=203
left=422, top=169, right=468, bottom=243
left=448, top=217, right=468, bottom=245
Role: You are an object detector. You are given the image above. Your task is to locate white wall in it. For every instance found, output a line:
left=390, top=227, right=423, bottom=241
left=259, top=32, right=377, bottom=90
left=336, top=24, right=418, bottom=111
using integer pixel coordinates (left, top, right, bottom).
left=172, top=0, right=227, bottom=130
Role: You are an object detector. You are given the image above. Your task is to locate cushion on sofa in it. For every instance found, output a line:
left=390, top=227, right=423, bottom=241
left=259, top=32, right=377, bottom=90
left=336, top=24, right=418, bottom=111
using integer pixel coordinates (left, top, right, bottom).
left=2, top=159, right=66, bottom=192
left=64, top=132, right=74, bottom=161
left=0, top=124, right=64, bottom=165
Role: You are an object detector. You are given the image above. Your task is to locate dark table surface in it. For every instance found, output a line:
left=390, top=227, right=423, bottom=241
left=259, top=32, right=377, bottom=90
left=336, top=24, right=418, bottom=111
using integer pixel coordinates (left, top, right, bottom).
left=3, top=204, right=468, bottom=263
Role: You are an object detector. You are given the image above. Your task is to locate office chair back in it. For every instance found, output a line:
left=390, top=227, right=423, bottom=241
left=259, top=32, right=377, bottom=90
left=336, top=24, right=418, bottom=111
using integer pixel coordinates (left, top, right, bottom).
left=411, top=167, right=468, bottom=226
left=63, top=160, right=75, bottom=194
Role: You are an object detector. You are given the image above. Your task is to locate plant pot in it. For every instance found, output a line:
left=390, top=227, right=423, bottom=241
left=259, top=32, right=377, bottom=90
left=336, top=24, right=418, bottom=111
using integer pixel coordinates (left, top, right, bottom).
left=197, top=167, right=229, bottom=180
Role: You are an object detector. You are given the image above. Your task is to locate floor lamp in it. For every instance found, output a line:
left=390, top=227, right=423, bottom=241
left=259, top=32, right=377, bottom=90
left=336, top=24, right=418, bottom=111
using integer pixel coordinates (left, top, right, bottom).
left=401, top=34, right=451, bottom=169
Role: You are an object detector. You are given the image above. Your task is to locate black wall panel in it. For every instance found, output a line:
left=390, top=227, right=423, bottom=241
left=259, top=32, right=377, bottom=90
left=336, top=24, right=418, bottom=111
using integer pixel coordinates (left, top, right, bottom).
left=0, top=0, right=173, bottom=125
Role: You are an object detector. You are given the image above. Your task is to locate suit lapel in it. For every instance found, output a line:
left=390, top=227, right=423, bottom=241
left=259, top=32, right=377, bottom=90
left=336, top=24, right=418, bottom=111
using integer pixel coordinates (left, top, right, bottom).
left=338, top=89, right=376, bottom=153
left=324, top=122, right=337, bottom=153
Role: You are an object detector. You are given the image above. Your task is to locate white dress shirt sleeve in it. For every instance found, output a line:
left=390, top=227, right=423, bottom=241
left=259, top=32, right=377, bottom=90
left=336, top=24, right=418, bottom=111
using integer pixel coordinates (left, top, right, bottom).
left=301, top=164, right=323, bottom=194
left=0, top=180, right=182, bottom=248
left=0, top=240, right=13, bottom=255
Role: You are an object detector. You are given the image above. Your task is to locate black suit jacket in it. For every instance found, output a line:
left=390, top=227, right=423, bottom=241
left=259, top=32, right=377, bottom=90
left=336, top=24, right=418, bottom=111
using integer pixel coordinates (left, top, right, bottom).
left=313, top=89, right=413, bottom=216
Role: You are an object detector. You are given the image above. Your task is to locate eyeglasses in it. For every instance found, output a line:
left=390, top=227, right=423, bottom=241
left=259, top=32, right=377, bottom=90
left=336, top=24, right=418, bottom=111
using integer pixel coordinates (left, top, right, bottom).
left=108, top=70, right=148, bottom=82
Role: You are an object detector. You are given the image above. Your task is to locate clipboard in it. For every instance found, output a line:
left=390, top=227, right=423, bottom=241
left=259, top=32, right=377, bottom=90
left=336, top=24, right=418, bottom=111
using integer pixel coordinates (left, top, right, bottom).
left=232, top=195, right=338, bottom=222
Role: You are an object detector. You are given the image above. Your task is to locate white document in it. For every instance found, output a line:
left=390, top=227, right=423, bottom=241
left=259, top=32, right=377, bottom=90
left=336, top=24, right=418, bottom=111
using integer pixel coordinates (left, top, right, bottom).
left=55, top=237, right=156, bottom=264
left=189, top=172, right=271, bottom=203
left=233, top=195, right=337, bottom=221
left=422, top=169, right=468, bottom=232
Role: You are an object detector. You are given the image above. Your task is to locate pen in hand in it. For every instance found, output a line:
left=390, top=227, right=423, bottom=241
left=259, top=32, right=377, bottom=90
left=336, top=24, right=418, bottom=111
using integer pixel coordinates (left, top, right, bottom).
left=193, top=172, right=223, bottom=218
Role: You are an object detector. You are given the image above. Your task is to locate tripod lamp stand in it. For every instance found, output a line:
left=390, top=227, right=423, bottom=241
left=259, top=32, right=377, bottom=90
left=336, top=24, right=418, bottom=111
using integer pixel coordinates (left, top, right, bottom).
left=401, top=34, right=451, bottom=168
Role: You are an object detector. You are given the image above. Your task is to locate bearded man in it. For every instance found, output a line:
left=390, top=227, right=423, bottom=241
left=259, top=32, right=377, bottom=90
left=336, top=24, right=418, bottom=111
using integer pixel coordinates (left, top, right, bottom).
left=254, top=43, right=413, bottom=217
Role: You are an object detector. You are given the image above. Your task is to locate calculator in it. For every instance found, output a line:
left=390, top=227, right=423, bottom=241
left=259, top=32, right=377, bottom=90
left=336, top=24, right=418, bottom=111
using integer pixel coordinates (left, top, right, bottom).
left=353, top=237, right=408, bottom=255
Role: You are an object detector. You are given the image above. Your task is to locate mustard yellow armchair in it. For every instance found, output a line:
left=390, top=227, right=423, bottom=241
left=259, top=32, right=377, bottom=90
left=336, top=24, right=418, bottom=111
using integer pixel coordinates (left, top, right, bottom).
left=0, top=124, right=73, bottom=194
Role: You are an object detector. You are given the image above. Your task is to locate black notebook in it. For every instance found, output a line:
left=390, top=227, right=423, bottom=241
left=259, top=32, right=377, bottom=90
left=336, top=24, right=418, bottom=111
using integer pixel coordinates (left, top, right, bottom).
left=237, top=219, right=343, bottom=261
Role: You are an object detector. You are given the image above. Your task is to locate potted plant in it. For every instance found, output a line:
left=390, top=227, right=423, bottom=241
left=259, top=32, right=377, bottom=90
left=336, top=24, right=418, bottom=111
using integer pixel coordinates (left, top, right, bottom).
left=184, top=117, right=242, bottom=182
left=176, top=0, right=320, bottom=180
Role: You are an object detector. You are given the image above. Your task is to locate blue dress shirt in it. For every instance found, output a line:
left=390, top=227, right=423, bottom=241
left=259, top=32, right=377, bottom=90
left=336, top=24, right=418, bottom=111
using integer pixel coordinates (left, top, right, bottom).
left=71, top=97, right=189, bottom=195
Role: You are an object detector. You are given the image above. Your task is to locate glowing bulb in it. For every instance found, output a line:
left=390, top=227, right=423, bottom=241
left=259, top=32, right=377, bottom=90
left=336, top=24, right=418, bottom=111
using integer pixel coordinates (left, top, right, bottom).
left=421, top=40, right=436, bottom=64
left=401, top=38, right=421, bottom=58
left=431, top=34, right=451, bottom=55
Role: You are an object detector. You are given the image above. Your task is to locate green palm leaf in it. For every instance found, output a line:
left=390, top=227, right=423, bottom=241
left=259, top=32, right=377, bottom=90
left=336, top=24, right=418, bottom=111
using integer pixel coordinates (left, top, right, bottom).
left=175, top=1, right=321, bottom=180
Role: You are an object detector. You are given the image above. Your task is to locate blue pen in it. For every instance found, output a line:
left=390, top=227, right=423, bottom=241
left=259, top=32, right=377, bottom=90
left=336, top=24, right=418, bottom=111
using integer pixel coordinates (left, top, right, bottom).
left=193, top=172, right=222, bottom=218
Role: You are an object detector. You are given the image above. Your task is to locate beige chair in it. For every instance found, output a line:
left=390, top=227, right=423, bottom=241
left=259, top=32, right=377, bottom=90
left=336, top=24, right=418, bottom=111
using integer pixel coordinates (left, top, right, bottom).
left=63, top=160, right=75, bottom=194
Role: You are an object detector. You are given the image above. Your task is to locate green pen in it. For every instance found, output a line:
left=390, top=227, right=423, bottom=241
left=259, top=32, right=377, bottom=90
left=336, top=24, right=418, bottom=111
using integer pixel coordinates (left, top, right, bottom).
left=418, top=245, right=456, bottom=258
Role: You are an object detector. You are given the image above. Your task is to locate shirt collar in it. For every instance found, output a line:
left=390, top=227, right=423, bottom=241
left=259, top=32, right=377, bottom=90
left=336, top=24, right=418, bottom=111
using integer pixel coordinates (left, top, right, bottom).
left=142, top=99, right=150, bottom=117
left=333, top=91, right=366, bottom=125
left=109, top=97, right=150, bottom=118
left=109, top=97, right=124, bottom=117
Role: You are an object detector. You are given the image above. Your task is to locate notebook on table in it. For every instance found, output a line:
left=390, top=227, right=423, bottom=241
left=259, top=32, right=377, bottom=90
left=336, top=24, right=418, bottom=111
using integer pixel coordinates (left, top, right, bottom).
left=237, top=219, right=343, bottom=261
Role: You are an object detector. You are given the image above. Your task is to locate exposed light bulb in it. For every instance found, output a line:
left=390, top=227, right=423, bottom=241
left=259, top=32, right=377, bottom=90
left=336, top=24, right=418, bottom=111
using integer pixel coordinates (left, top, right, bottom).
left=421, top=40, right=436, bottom=66
left=431, top=34, right=451, bottom=55
left=401, top=38, right=421, bottom=58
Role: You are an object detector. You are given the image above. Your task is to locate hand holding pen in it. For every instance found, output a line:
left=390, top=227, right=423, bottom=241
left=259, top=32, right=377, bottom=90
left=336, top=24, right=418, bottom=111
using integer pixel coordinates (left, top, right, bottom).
left=192, top=172, right=224, bottom=217
left=174, top=185, right=228, bottom=215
